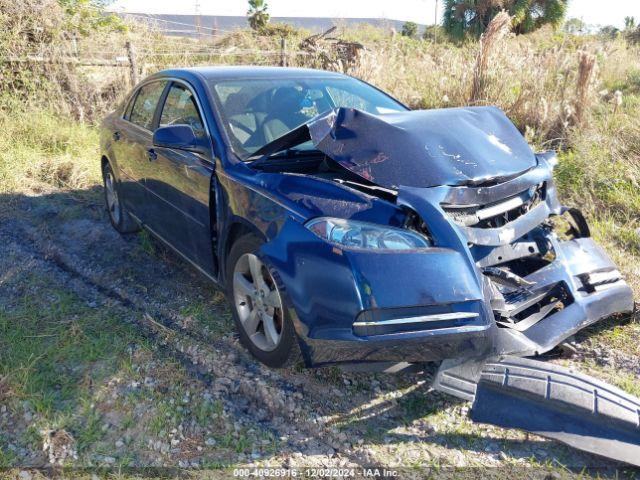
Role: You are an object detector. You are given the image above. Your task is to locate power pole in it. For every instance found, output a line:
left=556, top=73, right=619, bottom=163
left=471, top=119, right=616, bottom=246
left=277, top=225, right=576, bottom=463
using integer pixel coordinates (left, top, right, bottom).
left=195, top=0, right=202, bottom=39
left=212, top=17, right=218, bottom=38
left=434, top=0, right=438, bottom=42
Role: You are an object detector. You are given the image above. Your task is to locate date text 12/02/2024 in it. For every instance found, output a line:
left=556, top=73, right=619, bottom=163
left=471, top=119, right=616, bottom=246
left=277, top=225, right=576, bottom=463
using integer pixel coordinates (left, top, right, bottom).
left=232, top=468, right=399, bottom=477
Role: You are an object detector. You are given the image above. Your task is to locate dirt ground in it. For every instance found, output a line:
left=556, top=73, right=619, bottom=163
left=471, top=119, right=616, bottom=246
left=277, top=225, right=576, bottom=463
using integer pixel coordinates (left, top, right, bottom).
left=1, top=179, right=639, bottom=478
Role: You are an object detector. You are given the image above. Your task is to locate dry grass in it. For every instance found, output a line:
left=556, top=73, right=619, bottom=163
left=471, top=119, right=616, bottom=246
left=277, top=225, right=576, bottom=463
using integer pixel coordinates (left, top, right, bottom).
left=0, top=2, right=638, bottom=291
left=0, top=98, right=99, bottom=195
left=471, top=11, right=512, bottom=103
left=573, top=51, right=597, bottom=126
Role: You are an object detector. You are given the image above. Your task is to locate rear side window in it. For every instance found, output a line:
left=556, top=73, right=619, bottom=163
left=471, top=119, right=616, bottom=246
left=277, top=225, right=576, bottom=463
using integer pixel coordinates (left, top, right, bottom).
left=159, top=83, right=206, bottom=140
left=123, top=95, right=135, bottom=119
left=129, top=81, right=166, bottom=130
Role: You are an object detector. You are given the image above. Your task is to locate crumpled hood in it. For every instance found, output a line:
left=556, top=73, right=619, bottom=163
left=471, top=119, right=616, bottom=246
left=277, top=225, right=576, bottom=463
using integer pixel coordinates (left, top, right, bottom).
left=252, top=106, right=537, bottom=189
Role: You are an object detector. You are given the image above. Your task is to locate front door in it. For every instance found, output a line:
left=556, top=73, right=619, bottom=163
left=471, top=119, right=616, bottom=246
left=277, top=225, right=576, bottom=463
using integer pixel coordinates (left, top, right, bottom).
left=144, top=81, right=217, bottom=276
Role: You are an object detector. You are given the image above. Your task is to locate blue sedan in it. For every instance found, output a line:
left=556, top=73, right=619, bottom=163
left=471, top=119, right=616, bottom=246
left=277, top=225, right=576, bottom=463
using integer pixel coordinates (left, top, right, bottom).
left=100, top=66, right=633, bottom=368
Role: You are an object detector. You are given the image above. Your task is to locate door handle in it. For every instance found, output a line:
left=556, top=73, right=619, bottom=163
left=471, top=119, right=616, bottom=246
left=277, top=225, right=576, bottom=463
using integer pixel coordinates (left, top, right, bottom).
left=146, top=148, right=157, bottom=161
left=112, top=131, right=121, bottom=141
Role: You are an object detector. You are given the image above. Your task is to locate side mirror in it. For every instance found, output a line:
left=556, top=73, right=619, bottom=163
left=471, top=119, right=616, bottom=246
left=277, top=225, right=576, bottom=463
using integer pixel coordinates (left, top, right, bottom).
left=153, top=125, right=207, bottom=154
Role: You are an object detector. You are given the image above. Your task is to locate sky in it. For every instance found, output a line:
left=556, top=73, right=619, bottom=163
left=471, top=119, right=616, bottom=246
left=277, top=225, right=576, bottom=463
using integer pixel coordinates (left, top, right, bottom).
left=108, top=0, right=640, bottom=29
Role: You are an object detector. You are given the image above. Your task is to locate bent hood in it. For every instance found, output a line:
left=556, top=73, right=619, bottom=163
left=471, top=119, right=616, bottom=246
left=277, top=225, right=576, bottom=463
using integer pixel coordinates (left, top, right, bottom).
left=252, top=106, right=537, bottom=189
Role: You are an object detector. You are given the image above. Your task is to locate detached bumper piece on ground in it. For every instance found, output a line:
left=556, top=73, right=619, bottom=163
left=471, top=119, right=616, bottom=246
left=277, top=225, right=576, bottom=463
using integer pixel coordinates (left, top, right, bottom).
left=434, top=355, right=640, bottom=466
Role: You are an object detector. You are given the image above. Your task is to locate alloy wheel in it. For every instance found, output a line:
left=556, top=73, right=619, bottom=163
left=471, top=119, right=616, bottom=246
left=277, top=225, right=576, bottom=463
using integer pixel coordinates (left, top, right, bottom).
left=233, top=253, right=284, bottom=352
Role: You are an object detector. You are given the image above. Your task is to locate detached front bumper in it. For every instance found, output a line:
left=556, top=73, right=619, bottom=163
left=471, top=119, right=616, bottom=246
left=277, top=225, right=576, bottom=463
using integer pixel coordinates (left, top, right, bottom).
left=493, top=236, right=634, bottom=356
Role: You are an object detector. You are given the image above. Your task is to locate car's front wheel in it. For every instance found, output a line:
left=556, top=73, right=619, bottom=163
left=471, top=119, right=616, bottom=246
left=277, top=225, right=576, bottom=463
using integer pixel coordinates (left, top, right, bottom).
left=226, top=235, right=300, bottom=368
left=102, top=161, right=139, bottom=234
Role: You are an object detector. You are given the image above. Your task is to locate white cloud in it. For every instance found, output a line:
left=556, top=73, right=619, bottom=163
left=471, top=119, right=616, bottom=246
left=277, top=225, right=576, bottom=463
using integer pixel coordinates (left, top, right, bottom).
left=567, top=0, right=640, bottom=29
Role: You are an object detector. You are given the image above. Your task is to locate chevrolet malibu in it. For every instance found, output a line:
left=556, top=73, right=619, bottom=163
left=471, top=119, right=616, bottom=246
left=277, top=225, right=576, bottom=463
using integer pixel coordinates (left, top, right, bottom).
left=100, top=66, right=633, bottom=369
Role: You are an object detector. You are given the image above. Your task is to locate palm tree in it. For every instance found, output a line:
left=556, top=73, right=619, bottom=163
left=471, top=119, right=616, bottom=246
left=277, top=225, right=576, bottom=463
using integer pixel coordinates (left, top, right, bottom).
left=443, top=0, right=568, bottom=39
left=247, top=0, right=270, bottom=31
left=624, top=16, right=636, bottom=30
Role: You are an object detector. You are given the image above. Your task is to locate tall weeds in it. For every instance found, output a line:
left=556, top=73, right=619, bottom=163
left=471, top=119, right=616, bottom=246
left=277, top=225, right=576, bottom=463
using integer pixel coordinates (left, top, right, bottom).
left=470, top=11, right=512, bottom=104
left=0, top=1, right=618, bottom=147
left=573, top=51, right=597, bottom=126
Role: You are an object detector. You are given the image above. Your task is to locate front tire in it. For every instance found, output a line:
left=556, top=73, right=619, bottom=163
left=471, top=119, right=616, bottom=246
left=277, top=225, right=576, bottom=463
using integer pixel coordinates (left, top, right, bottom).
left=226, top=235, right=300, bottom=368
left=102, top=161, right=139, bottom=234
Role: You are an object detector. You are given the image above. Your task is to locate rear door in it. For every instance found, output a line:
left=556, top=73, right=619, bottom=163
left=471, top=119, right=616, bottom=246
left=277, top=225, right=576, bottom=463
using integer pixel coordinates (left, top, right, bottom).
left=115, top=80, right=167, bottom=222
left=144, top=80, right=217, bottom=276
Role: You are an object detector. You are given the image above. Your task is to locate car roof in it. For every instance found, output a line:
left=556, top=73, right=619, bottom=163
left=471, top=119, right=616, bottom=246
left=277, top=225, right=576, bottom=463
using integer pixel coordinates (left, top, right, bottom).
left=152, top=66, right=348, bottom=83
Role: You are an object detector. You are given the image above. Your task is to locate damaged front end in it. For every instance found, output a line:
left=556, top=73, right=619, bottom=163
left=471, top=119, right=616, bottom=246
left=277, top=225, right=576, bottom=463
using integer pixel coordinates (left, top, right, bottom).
left=406, top=160, right=638, bottom=464
left=252, top=105, right=637, bottom=464
left=398, top=157, right=633, bottom=358
left=254, top=106, right=633, bottom=361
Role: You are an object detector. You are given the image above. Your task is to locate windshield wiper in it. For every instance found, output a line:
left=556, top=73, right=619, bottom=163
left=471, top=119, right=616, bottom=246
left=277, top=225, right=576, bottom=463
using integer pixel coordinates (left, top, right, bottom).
left=246, top=123, right=313, bottom=166
left=249, top=147, right=324, bottom=168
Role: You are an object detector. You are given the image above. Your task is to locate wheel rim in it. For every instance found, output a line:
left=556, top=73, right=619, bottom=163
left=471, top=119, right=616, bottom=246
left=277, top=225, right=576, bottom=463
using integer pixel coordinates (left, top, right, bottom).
left=233, top=253, right=284, bottom=352
left=104, top=169, right=121, bottom=225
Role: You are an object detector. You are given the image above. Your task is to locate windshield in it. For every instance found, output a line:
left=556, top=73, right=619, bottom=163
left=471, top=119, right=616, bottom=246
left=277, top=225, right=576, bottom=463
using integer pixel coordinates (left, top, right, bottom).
left=208, top=76, right=407, bottom=159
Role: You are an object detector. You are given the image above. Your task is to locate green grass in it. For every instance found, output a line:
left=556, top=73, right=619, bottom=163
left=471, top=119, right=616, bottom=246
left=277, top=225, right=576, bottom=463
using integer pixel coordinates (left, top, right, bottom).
left=75, top=403, right=104, bottom=452
left=614, top=373, right=640, bottom=398
left=0, top=266, right=155, bottom=466
left=217, top=430, right=252, bottom=454
left=0, top=96, right=100, bottom=197
left=554, top=69, right=640, bottom=298
left=0, top=253, right=265, bottom=467
left=179, top=299, right=232, bottom=337
left=0, top=289, right=137, bottom=416
left=0, top=447, right=16, bottom=469
left=137, top=230, right=156, bottom=257
left=194, top=398, right=224, bottom=426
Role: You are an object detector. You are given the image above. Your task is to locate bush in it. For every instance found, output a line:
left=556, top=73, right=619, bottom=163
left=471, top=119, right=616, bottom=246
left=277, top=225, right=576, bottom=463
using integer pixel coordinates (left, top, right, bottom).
left=401, top=22, right=418, bottom=38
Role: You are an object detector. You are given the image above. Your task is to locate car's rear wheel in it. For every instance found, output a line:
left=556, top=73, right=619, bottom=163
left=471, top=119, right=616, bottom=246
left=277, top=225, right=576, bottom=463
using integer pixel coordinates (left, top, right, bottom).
left=102, top=161, right=139, bottom=234
left=226, top=235, right=300, bottom=368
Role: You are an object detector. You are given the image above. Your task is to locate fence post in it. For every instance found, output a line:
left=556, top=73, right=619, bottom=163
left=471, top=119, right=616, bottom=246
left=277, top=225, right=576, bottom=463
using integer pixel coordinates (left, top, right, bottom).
left=71, top=33, right=79, bottom=57
left=280, top=37, right=287, bottom=67
left=126, top=40, right=139, bottom=86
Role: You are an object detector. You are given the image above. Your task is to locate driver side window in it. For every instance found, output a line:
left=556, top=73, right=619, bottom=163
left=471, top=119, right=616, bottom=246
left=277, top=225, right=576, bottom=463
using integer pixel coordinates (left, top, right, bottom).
left=159, top=83, right=206, bottom=140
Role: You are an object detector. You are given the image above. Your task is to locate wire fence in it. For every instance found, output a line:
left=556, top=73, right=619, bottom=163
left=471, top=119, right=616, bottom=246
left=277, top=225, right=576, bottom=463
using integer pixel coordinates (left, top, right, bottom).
left=1, top=26, right=362, bottom=84
left=2, top=39, right=297, bottom=72
left=117, top=12, right=240, bottom=36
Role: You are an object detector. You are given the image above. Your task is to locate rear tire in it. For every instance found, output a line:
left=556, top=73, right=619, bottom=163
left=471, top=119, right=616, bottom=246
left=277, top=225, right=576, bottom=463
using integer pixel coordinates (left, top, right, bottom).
left=226, top=234, right=300, bottom=368
left=102, top=161, right=139, bottom=234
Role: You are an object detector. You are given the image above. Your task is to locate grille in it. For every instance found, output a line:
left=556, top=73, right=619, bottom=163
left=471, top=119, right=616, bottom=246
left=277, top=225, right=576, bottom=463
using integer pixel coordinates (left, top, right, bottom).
left=443, top=183, right=546, bottom=229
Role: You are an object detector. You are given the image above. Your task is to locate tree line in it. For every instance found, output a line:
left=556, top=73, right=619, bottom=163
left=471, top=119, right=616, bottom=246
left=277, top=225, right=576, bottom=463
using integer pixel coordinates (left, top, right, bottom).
left=247, top=0, right=639, bottom=42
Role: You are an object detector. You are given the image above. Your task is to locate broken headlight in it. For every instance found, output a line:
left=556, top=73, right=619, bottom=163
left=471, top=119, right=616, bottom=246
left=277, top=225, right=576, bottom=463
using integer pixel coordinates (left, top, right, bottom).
left=305, top=217, right=431, bottom=250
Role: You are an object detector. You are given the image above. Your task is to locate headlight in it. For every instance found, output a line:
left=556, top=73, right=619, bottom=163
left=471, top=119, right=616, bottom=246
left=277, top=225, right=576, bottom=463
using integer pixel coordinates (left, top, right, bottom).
left=305, top=217, right=431, bottom=251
